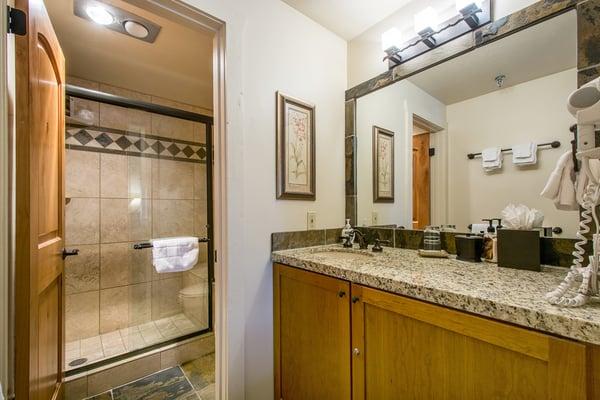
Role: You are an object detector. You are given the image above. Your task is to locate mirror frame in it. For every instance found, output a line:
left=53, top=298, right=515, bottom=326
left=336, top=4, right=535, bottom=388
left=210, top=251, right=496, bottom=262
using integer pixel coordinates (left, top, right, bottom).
left=344, top=0, right=600, bottom=226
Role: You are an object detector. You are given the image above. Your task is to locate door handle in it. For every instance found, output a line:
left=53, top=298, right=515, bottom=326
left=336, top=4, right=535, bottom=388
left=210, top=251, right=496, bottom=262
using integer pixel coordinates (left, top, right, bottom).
left=62, top=248, right=79, bottom=260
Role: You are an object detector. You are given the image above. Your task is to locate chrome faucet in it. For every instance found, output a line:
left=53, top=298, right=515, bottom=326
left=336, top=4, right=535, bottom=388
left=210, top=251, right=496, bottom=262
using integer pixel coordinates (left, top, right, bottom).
left=340, top=229, right=369, bottom=249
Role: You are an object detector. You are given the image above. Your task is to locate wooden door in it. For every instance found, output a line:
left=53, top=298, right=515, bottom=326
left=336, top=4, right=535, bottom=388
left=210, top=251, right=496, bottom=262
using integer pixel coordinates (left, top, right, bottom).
left=351, top=284, right=588, bottom=400
left=412, top=133, right=430, bottom=229
left=274, top=264, right=351, bottom=400
left=15, top=0, right=66, bottom=398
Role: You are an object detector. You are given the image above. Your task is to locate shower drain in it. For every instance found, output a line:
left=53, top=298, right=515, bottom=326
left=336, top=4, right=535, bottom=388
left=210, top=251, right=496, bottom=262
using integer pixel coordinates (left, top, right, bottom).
left=68, top=358, right=88, bottom=367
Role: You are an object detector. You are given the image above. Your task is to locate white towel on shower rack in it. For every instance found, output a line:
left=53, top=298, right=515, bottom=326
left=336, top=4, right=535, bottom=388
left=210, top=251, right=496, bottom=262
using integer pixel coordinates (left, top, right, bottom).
left=151, top=236, right=199, bottom=273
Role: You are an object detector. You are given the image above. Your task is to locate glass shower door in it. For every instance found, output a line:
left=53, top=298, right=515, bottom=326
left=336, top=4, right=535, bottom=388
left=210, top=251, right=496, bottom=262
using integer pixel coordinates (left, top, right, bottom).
left=64, top=83, right=213, bottom=372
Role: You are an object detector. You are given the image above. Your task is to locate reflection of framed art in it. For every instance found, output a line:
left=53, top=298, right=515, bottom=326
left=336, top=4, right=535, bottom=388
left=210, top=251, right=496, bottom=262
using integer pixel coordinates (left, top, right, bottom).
left=373, top=126, right=394, bottom=203
left=276, top=92, right=316, bottom=200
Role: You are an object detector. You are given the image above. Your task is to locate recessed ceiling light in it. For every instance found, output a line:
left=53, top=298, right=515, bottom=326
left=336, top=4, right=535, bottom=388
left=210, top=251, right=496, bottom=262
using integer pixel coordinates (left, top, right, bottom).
left=123, top=20, right=149, bottom=39
left=86, top=5, right=114, bottom=25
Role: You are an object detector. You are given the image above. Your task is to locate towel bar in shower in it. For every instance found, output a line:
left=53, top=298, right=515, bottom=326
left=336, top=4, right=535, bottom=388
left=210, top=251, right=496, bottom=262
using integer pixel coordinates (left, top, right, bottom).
left=466, top=141, right=561, bottom=159
left=133, top=238, right=209, bottom=250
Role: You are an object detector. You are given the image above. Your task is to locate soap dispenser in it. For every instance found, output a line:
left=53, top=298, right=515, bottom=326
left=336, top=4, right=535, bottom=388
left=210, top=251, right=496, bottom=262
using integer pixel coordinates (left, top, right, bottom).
left=341, top=219, right=354, bottom=244
left=482, top=219, right=498, bottom=263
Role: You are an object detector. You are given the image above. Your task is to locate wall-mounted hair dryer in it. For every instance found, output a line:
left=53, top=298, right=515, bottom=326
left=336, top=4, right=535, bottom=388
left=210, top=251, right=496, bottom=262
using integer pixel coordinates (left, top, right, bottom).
left=546, top=77, right=600, bottom=307
left=569, top=77, right=600, bottom=179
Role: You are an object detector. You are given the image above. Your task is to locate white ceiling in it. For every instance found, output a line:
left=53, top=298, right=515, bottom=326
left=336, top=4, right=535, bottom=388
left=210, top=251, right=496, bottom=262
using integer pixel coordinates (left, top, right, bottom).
left=46, top=0, right=214, bottom=109
left=408, top=10, right=577, bottom=105
left=282, top=0, right=414, bottom=40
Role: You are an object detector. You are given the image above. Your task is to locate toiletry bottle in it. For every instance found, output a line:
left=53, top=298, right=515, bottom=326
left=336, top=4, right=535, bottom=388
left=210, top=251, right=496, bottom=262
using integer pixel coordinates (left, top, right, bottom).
left=341, top=219, right=354, bottom=244
left=482, top=219, right=497, bottom=262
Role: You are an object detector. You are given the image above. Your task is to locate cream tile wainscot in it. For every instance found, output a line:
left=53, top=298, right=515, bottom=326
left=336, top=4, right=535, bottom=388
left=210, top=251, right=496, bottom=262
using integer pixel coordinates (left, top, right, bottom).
left=272, top=244, right=600, bottom=399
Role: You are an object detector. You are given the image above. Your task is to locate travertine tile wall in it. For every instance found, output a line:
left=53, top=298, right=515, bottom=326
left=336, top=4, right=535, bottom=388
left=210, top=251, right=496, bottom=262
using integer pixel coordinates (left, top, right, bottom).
left=65, top=77, right=210, bottom=342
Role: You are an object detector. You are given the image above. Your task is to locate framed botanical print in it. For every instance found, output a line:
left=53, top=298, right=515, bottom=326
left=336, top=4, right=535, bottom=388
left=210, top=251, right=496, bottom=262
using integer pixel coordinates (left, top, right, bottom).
left=276, top=92, right=316, bottom=200
left=373, top=126, right=394, bottom=203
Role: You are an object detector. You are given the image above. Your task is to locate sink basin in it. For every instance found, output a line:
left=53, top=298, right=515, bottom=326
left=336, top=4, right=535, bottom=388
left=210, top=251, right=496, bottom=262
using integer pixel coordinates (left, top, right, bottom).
left=313, top=249, right=374, bottom=261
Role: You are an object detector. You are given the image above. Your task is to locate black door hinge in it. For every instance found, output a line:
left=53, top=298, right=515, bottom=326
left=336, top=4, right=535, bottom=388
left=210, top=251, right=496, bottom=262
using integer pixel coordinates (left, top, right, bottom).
left=7, top=6, right=26, bottom=36
left=429, top=148, right=435, bottom=157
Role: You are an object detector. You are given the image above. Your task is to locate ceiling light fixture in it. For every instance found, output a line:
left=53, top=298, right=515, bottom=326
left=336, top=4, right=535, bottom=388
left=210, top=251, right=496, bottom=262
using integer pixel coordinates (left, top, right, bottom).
left=123, top=20, right=149, bottom=39
left=85, top=5, right=114, bottom=25
left=74, top=0, right=162, bottom=43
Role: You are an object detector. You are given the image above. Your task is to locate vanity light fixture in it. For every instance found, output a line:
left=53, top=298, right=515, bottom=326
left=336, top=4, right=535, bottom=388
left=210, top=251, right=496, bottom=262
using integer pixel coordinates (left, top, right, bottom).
left=381, top=28, right=404, bottom=64
left=382, top=0, right=491, bottom=70
left=457, top=0, right=484, bottom=29
left=414, top=7, right=439, bottom=35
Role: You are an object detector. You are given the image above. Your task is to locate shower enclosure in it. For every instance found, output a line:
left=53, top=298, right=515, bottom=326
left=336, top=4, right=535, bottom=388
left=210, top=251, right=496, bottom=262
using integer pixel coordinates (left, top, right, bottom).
left=62, top=80, right=213, bottom=373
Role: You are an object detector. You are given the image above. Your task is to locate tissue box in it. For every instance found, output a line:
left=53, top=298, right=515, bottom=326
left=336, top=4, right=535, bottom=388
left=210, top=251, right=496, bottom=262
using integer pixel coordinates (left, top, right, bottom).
left=497, top=229, right=540, bottom=271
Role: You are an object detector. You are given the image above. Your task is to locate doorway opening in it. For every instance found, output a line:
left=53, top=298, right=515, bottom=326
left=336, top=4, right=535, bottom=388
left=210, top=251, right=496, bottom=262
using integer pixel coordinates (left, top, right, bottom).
left=412, top=115, right=442, bottom=229
left=11, top=0, right=227, bottom=398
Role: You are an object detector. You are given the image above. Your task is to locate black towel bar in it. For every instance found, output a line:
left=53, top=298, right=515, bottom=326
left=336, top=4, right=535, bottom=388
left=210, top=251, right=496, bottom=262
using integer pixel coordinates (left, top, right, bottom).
left=133, top=238, right=209, bottom=250
left=467, top=141, right=561, bottom=160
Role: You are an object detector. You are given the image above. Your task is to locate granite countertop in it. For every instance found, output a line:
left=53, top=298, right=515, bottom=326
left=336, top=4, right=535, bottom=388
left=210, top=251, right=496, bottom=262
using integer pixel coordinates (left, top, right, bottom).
left=272, top=244, right=600, bottom=345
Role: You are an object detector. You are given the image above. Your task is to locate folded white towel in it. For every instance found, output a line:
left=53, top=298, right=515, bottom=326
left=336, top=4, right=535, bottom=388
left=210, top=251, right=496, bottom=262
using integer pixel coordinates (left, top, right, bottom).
left=513, top=142, right=537, bottom=165
left=541, top=151, right=577, bottom=210
left=481, top=147, right=502, bottom=172
left=151, top=236, right=199, bottom=274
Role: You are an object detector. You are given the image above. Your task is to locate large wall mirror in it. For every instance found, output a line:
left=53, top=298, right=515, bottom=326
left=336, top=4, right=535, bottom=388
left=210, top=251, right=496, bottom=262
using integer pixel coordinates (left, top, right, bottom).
left=354, top=9, right=578, bottom=237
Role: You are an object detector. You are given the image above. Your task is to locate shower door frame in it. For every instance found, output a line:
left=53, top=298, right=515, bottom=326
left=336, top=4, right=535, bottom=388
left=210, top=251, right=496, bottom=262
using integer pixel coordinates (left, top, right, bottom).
left=64, top=84, right=216, bottom=372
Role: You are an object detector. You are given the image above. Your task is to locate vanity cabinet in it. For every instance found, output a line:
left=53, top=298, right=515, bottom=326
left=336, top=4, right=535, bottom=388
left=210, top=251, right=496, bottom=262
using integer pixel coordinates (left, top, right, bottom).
left=274, top=263, right=596, bottom=400
left=273, top=263, right=352, bottom=400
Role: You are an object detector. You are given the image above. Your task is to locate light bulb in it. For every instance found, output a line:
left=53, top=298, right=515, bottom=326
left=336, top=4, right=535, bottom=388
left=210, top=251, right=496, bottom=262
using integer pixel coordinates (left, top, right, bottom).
left=381, top=28, right=403, bottom=51
left=456, top=0, right=483, bottom=12
left=414, top=7, right=439, bottom=34
left=86, top=5, right=114, bottom=25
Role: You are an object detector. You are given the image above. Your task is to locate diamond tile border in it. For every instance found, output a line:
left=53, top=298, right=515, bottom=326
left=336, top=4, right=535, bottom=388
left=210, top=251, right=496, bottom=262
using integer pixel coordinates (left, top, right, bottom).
left=66, top=124, right=207, bottom=164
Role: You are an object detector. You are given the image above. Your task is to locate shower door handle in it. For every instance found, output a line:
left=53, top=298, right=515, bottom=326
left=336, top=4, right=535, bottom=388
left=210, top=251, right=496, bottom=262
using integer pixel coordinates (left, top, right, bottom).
left=198, top=238, right=210, bottom=243
left=62, top=248, right=79, bottom=260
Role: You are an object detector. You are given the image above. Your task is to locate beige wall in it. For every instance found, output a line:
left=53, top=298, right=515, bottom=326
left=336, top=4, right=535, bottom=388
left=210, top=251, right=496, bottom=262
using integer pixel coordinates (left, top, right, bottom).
left=64, top=77, right=209, bottom=344
left=347, top=0, right=540, bottom=87
left=447, top=69, right=579, bottom=235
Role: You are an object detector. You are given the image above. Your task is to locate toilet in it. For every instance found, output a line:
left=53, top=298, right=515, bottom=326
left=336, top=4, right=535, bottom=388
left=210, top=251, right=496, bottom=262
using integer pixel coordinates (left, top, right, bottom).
left=179, top=282, right=209, bottom=328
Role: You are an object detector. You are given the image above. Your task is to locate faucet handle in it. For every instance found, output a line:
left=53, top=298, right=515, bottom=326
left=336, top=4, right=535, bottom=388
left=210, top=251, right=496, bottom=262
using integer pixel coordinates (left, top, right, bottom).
left=339, top=235, right=354, bottom=248
left=372, top=238, right=391, bottom=252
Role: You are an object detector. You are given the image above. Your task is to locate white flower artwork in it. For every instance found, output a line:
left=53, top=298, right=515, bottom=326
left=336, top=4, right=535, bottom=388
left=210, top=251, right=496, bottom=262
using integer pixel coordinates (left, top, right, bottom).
left=276, top=92, right=315, bottom=200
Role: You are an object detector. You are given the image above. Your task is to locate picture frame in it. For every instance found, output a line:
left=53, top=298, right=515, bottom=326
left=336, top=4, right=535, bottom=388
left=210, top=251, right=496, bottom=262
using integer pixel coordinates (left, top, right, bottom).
left=373, top=126, right=394, bottom=203
left=276, top=91, right=316, bottom=200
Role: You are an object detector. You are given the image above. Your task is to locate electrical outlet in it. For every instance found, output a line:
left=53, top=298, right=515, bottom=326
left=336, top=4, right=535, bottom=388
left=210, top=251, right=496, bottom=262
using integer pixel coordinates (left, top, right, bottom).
left=307, top=211, right=317, bottom=230
left=372, top=211, right=379, bottom=225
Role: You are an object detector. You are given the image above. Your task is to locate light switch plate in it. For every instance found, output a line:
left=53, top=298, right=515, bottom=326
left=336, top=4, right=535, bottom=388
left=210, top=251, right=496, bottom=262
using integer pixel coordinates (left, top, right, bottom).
left=372, top=211, right=379, bottom=225
left=307, top=211, right=317, bottom=230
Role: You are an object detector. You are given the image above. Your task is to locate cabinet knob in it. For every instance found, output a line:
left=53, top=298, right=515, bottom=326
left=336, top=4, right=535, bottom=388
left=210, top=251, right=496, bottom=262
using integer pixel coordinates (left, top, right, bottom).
left=338, top=290, right=346, bottom=298
left=353, top=348, right=360, bottom=356
left=351, top=296, right=360, bottom=303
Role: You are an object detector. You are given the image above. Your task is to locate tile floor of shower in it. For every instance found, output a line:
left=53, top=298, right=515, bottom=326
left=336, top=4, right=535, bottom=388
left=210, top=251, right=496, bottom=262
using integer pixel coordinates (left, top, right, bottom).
left=66, top=313, right=204, bottom=371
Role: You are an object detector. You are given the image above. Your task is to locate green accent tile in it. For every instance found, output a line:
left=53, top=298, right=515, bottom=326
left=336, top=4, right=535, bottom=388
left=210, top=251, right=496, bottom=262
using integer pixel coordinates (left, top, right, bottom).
left=271, top=230, right=326, bottom=251
left=181, top=353, right=215, bottom=392
left=112, top=366, right=193, bottom=400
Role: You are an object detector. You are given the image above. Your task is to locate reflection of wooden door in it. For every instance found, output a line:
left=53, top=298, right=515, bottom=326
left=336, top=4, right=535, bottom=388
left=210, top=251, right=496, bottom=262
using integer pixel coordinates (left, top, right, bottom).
left=412, top=133, right=430, bottom=229
left=274, top=263, right=351, bottom=400
left=15, top=0, right=66, bottom=398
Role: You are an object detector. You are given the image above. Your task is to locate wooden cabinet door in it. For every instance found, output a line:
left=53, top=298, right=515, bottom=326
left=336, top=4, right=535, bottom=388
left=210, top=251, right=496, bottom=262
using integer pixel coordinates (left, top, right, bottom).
left=351, top=284, right=588, bottom=400
left=15, top=0, right=66, bottom=399
left=274, top=264, right=351, bottom=400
